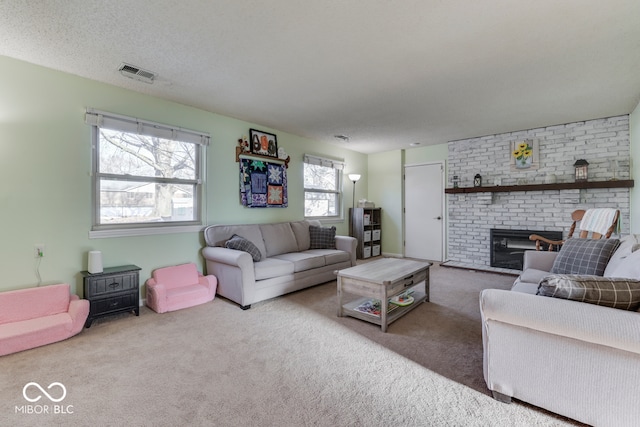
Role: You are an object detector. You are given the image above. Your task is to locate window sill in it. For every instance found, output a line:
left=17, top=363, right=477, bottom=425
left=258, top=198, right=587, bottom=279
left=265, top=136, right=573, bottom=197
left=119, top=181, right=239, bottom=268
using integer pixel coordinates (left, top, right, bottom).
left=89, top=225, right=204, bottom=239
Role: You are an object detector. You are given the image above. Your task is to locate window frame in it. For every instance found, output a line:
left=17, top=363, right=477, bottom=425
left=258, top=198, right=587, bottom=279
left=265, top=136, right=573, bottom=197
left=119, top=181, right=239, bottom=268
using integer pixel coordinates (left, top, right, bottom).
left=303, top=154, right=345, bottom=221
left=86, top=109, right=208, bottom=238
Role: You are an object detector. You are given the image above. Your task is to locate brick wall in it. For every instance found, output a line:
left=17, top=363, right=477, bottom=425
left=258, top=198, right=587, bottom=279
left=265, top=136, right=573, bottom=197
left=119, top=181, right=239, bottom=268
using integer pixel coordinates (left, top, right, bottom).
left=447, top=115, right=630, bottom=267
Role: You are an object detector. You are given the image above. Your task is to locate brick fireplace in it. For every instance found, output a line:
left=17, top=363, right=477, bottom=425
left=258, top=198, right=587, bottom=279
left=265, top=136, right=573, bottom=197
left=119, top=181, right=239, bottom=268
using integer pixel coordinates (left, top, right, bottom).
left=446, top=115, right=631, bottom=270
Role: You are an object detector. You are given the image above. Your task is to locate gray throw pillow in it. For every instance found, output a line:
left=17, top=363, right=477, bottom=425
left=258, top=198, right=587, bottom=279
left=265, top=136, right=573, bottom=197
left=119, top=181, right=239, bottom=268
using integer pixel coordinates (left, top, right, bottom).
left=537, top=274, right=640, bottom=311
left=225, top=234, right=262, bottom=261
left=309, top=225, right=336, bottom=249
left=549, top=238, right=620, bottom=276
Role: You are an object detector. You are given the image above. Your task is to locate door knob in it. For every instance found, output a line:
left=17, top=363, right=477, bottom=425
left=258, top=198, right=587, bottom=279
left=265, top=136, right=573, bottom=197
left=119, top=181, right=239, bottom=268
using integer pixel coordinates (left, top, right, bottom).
left=435, top=216, right=442, bottom=220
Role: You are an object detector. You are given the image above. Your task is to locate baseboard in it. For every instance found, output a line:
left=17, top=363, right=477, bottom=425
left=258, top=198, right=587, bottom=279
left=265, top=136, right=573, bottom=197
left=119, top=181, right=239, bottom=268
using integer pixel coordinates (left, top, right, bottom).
left=382, top=252, right=403, bottom=258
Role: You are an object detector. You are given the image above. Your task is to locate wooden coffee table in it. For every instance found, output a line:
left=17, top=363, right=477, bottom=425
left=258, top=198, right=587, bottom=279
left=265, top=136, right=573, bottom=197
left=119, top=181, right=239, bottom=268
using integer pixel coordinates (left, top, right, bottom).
left=336, top=258, right=431, bottom=332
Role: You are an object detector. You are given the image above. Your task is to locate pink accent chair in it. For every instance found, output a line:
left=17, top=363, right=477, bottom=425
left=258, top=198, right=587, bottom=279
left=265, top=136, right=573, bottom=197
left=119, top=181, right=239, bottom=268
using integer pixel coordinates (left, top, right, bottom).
left=145, top=263, right=217, bottom=313
left=0, top=284, right=89, bottom=356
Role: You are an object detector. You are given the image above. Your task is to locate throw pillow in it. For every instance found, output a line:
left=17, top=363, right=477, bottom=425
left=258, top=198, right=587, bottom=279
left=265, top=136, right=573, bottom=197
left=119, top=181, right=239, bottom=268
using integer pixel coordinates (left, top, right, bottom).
left=537, top=274, right=640, bottom=311
left=549, top=238, right=620, bottom=276
left=604, top=234, right=640, bottom=277
left=309, top=225, right=336, bottom=249
left=605, top=248, right=640, bottom=279
left=224, top=234, right=262, bottom=261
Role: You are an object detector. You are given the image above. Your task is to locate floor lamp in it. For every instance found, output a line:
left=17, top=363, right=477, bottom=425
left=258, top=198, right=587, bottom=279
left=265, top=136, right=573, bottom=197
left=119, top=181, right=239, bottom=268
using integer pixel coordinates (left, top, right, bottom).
left=348, top=174, right=361, bottom=236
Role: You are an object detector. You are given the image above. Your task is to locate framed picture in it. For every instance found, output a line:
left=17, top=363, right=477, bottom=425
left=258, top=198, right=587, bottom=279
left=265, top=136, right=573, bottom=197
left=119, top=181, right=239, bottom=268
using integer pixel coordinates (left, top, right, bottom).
left=510, top=139, right=539, bottom=171
left=249, top=129, right=278, bottom=158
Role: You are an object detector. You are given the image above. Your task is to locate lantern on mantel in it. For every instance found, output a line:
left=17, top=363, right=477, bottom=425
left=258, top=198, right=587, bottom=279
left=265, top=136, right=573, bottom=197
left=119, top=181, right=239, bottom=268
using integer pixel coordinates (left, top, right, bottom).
left=573, top=159, right=589, bottom=182
left=474, top=174, right=482, bottom=187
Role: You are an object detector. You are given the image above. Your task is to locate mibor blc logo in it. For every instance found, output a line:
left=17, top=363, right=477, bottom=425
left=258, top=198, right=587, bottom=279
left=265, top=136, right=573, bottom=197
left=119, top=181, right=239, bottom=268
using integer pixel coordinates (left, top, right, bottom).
left=15, top=382, right=74, bottom=415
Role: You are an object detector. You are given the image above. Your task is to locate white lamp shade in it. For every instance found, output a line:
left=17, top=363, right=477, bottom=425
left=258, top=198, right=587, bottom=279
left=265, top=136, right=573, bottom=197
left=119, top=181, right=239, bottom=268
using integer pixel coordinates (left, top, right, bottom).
left=348, top=173, right=361, bottom=182
left=88, top=251, right=103, bottom=274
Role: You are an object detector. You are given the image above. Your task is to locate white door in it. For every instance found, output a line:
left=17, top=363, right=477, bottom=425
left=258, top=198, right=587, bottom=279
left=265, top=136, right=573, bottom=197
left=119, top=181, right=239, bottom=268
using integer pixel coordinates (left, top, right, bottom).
left=404, top=162, right=444, bottom=261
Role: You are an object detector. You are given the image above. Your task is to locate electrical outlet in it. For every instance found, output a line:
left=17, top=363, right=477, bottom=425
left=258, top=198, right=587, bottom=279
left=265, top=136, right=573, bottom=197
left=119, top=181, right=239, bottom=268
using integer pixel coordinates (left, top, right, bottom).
left=34, top=244, right=45, bottom=258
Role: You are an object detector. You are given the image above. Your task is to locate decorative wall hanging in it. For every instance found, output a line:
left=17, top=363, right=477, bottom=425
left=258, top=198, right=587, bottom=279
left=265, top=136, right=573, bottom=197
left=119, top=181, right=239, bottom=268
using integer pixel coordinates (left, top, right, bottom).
left=510, top=139, right=539, bottom=171
left=240, top=158, right=288, bottom=208
left=249, top=129, right=278, bottom=158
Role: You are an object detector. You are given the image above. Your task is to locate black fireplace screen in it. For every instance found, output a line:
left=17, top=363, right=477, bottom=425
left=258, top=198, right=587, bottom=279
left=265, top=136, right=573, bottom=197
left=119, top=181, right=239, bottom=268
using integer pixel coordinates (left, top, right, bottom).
left=490, top=229, right=563, bottom=270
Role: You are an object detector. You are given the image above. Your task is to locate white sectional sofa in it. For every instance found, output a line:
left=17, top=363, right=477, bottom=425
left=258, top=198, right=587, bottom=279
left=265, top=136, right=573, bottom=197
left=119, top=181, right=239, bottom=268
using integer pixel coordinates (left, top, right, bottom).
left=202, top=220, right=356, bottom=309
left=480, top=236, right=640, bottom=427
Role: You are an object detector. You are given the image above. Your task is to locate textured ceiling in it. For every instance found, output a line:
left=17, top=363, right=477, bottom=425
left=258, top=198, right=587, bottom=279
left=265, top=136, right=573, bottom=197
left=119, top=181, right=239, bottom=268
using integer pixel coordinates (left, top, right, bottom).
left=1, top=1, right=639, bottom=154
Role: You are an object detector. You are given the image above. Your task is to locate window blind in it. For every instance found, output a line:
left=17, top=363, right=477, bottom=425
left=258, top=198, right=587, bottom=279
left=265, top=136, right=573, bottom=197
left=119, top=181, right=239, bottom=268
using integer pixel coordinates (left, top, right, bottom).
left=85, top=108, right=210, bottom=146
left=303, top=154, right=345, bottom=170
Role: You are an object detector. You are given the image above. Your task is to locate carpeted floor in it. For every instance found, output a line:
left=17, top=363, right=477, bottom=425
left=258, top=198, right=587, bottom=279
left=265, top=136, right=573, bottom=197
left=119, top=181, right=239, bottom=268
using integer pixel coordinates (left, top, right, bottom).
left=1, top=263, right=580, bottom=426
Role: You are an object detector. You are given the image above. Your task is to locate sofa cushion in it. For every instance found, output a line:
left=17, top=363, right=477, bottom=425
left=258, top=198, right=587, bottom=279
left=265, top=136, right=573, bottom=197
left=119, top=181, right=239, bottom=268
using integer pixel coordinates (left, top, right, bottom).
left=290, top=221, right=311, bottom=251
left=309, top=225, right=336, bottom=249
left=205, top=224, right=267, bottom=260
left=166, top=284, right=211, bottom=305
left=518, top=268, right=551, bottom=285
left=549, top=238, right=620, bottom=276
left=305, top=249, right=351, bottom=265
left=537, top=274, right=640, bottom=311
left=271, top=252, right=325, bottom=272
left=0, top=284, right=70, bottom=324
left=254, top=258, right=295, bottom=280
left=260, top=223, right=298, bottom=257
left=152, top=263, right=200, bottom=289
left=510, top=279, right=539, bottom=295
left=0, top=313, right=72, bottom=340
left=225, top=235, right=262, bottom=262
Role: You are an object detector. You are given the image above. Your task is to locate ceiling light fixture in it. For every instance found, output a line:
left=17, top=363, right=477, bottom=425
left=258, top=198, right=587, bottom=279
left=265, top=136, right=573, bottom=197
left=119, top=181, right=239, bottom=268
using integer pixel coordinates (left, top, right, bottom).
left=118, top=62, right=156, bottom=84
left=334, top=135, right=350, bottom=142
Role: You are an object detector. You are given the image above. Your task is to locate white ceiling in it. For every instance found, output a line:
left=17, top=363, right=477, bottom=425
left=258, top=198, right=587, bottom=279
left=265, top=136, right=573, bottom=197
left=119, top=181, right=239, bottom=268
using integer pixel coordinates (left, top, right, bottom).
left=1, top=1, right=639, bottom=154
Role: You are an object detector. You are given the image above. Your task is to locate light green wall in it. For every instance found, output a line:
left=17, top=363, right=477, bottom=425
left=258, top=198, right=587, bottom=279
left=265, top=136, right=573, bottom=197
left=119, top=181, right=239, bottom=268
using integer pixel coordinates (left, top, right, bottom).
left=0, top=56, right=367, bottom=294
left=367, top=150, right=403, bottom=256
left=630, top=100, right=640, bottom=234
left=404, top=143, right=449, bottom=166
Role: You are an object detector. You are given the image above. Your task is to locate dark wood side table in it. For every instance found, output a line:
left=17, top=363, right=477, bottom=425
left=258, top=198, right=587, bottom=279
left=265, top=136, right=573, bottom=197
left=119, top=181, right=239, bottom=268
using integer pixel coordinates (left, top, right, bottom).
left=81, top=265, right=141, bottom=328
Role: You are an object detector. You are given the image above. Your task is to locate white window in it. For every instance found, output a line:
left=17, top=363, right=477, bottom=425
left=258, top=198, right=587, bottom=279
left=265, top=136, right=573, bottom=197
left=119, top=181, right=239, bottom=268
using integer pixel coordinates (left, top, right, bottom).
left=85, top=109, right=208, bottom=237
left=303, top=154, right=344, bottom=218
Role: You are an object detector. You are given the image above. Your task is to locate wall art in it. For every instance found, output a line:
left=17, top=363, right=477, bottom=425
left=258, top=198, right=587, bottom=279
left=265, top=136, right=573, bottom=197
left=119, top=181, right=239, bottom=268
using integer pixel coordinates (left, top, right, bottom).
left=511, top=139, right=539, bottom=171
left=249, top=128, right=278, bottom=158
left=240, top=158, right=287, bottom=208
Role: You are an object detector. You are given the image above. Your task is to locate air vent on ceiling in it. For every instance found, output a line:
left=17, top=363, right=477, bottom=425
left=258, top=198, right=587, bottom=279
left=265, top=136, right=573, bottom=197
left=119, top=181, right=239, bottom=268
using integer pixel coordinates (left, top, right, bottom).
left=118, top=62, right=156, bottom=84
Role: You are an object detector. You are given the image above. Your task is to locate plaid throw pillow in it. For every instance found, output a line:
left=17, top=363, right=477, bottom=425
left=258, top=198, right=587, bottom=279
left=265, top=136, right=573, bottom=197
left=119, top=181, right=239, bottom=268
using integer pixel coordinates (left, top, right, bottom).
left=309, top=225, right=336, bottom=249
left=225, top=234, right=262, bottom=261
left=550, top=238, right=620, bottom=276
left=537, top=274, right=640, bottom=311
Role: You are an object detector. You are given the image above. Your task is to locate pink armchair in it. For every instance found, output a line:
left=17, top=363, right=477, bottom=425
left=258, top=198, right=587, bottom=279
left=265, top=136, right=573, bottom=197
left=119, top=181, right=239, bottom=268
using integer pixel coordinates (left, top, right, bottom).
left=145, top=263, right=217, bottom=313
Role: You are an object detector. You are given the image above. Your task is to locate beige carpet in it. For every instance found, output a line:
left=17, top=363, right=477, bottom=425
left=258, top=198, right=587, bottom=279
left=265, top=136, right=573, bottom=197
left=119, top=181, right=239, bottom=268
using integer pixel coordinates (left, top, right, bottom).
left=1, top=263, right=580, bottom=426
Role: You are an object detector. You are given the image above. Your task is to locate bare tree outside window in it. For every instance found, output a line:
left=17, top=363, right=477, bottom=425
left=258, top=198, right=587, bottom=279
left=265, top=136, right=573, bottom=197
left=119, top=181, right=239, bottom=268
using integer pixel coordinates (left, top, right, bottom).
left=97, top=129, right=199, bottom=225
left=304, top=163, right=341, bottom=217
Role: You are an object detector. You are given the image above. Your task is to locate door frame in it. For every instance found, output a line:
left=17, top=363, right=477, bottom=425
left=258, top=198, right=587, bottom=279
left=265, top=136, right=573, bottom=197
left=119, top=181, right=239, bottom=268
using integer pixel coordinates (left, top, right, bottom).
left=403, top=160, right=446, bottom=262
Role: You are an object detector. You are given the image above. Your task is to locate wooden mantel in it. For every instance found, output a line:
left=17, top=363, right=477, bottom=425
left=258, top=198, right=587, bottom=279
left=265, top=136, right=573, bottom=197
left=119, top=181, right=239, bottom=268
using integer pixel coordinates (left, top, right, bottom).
left=444, top=179, right=634, bottom=194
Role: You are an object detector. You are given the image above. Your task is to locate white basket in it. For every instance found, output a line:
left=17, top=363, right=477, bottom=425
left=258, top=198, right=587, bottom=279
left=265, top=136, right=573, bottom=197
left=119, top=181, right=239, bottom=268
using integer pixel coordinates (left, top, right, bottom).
left=363, top=247, right=371, bottom=258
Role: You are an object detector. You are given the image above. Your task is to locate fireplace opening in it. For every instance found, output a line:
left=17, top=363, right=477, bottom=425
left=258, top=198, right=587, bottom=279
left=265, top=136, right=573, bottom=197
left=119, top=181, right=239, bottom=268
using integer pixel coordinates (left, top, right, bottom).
left=490, top=229, right=563, bottom=270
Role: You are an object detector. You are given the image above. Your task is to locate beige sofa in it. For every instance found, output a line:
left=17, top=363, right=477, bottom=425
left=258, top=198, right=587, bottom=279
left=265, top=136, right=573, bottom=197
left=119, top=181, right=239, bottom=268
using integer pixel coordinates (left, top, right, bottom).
left=480, top=236, right=640, bottom=427
left=202, top=220, right=356, bottom=309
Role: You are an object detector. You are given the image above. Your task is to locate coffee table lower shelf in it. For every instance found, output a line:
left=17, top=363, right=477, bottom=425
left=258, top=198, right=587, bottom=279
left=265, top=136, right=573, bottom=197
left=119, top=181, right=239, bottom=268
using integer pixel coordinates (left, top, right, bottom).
left=341, top=290, right=428, bottom=327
